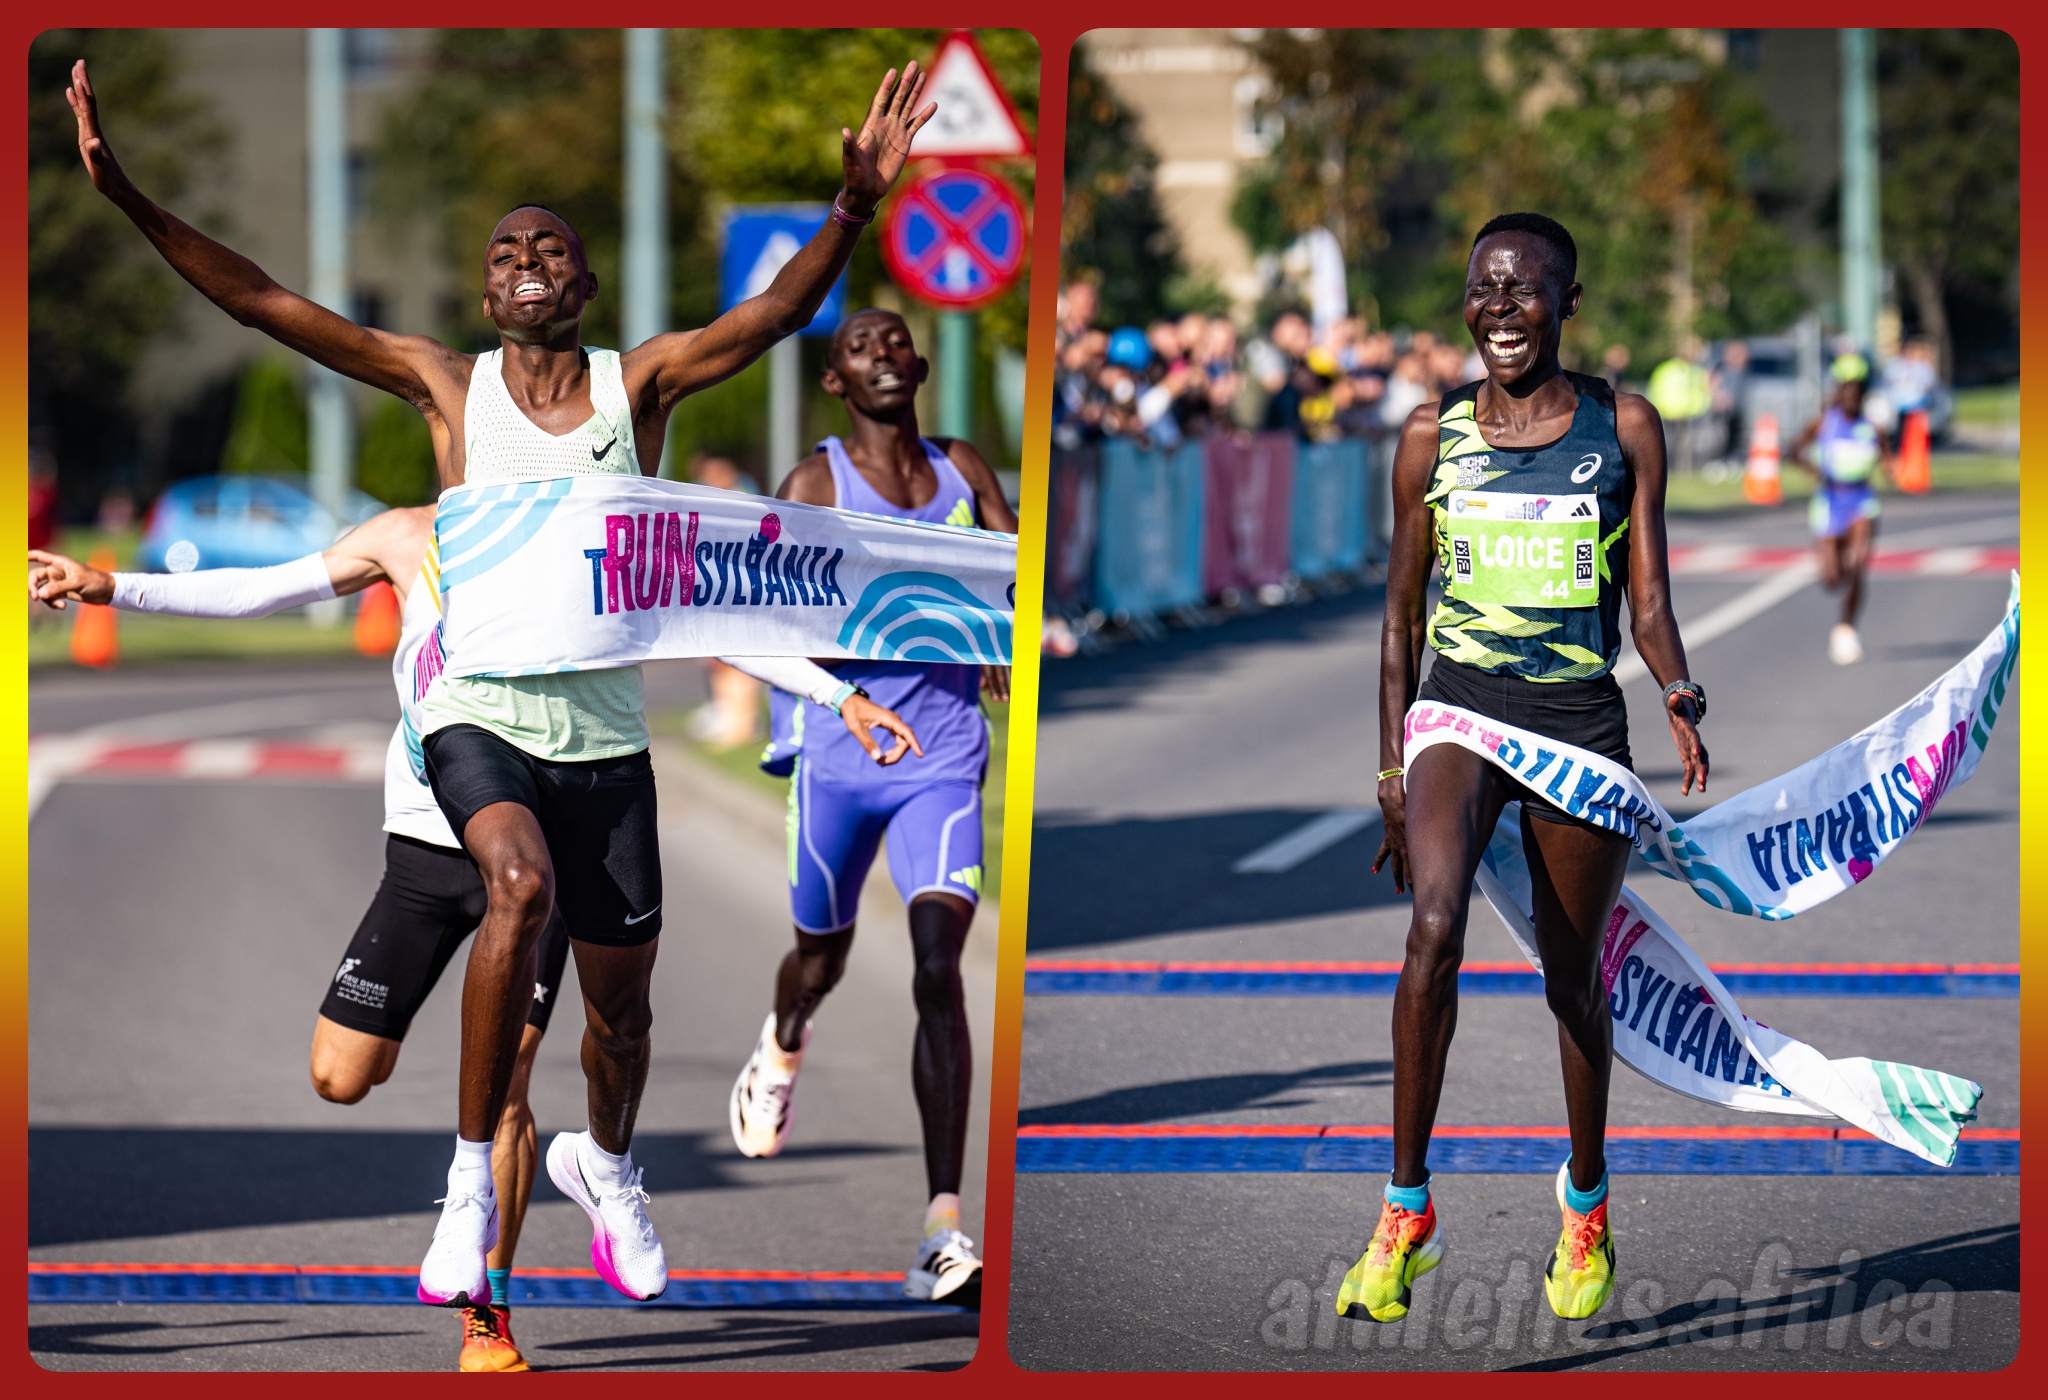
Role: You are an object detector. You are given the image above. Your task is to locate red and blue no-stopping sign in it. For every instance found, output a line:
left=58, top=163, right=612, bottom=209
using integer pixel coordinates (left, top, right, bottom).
left=881, top=167, right=1027, bottom=311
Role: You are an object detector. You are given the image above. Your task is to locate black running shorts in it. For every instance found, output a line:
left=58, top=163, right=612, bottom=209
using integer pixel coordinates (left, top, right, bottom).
left=1416, top=659, right=1633, bottom=828
left=422, top=724, right=663, bottom=947
left=319, top=833, right=572, bottom=1041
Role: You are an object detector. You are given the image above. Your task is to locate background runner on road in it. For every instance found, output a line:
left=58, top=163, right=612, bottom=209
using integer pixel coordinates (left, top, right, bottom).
left=1789, top=355, right=1892, bottom=667
left=728, top=308, right=1017, bottom=1307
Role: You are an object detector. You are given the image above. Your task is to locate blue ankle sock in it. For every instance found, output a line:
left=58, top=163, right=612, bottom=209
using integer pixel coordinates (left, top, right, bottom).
left=1562, top=1159, right=1609, bottom=1214
left=488, top=1268, right=511, bottom=1307
left=1383, top=1176, right=1431, bottom=1213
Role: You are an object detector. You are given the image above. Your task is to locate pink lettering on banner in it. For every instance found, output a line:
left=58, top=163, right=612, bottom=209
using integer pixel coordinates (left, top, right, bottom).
left=672, top=512, right=699, bottom=606
left=604, top=515, right=635, bottom=613
left=1600, top=913, right=1650, bottom=992
left=1410, top=706, right=1458, bottom=736
left=1476, top=727, right=1504, bottom=751
left=759, top=512, right=782, bottom=545
left=1904, top=719, right=1969, bottom=819
left=411, top=623, right=446, bottom=702
left=1454, top=717, right=1473, bottom=735
left=633, top=513, right=664, bottom=611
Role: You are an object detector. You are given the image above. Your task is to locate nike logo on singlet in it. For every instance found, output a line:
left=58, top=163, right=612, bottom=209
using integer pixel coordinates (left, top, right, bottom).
left=623, top=903, right=661, bottom=926
left=592, top=437, right=616, bottom=462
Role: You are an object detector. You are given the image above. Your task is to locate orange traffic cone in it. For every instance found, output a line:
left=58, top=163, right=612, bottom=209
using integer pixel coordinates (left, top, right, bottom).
left=1894, top=410, right=1932, bottom=494
left=354, top=580, right=402, bottom=655
left=1742, top=413, right=1783, bottom=506
left=69, top=548, right=120, bottom=669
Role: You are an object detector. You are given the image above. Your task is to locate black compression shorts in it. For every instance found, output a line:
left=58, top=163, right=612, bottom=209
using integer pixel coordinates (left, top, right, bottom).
left=1417, top=659, right=1633, bottom=828
left=422, top=724, right=663, bottom=947
left=319, top=833, right=572, bottom=1041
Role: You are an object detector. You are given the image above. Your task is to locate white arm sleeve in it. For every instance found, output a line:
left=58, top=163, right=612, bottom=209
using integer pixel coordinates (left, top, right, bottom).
left=718, top=655, right=845, bottom=708
left=109, top=553, right=337, bottom=619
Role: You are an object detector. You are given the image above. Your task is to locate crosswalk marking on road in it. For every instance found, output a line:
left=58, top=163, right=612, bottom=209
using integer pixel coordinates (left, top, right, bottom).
left=1666, top=545, right=2017, bottom=576
left=28, top=737, right=384, bottom=819
left=1232, top=807, right=1382, bottom=873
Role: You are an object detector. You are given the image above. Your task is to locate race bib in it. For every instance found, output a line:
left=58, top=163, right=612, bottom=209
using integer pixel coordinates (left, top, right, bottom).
left=1441, top=490, right=1599, bottom=607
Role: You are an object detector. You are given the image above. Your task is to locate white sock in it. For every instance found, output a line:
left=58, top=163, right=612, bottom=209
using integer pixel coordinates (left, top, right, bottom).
left=450, top=1136, right=495, bottom=1197
left=581, top=1133, right=632, bottom=1188
left=924, top=1192, right=961, bottom=1240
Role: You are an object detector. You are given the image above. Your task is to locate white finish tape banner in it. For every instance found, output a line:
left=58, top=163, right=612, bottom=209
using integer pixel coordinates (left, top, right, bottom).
left=430, top=475, right=1016, bottom=678
left=1406, top=578, right=2019, bottom=921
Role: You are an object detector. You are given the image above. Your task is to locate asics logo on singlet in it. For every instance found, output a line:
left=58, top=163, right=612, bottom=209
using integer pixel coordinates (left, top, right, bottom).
left=1571, top=453, right=1603, bottom=483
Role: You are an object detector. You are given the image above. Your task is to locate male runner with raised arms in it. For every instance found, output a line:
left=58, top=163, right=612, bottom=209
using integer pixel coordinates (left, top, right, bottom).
left=66, top=56, right=935, bottom=1309
left=30, top=520, right=919, bottom=1369
left=726, top=308, right=1016, bottom=1305
left=1343, top=214, right=1706, bottom=1325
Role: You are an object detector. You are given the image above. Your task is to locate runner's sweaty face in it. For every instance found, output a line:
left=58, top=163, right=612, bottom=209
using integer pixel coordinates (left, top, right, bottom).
left=825, top=311, right=927, bottom=415
left=1464, top=233, right=1582, bottom=389
left=482, top=207, right=596, bottom=342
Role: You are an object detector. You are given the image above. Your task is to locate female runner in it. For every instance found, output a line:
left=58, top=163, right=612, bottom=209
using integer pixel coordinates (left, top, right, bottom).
left=1340, top=213, right=1708, bottom=1325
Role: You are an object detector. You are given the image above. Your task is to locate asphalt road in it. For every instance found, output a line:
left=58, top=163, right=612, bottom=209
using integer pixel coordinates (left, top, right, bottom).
left=1011, top=490, right=2021, bottom=1372
left=28, top=658, right=993, bottom=1371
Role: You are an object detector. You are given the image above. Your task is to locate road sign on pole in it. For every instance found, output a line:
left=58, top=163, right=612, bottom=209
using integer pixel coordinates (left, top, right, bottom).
left=722, top=208, right=846, bottom=487
left=881, top=169, right=1027, bottom=312
left=910, top=30, right=1032, bottom=160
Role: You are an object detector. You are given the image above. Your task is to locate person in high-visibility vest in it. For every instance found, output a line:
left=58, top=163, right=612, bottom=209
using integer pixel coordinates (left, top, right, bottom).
left=1789, top=357, right=1891, bottom=666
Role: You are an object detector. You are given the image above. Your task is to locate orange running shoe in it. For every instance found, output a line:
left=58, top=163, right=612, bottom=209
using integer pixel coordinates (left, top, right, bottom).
left=458, top=1303, right=530, bottom=1373
left=1336, top=1195, right=1443, bottom=1322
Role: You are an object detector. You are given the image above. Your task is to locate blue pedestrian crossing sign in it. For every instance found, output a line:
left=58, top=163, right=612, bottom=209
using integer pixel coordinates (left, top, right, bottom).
left=720, top=205, right=847, bottom=337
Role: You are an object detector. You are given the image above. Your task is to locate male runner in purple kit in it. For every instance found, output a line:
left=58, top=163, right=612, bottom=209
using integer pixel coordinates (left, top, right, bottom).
left=728, top=309, right=1017, bottom=1305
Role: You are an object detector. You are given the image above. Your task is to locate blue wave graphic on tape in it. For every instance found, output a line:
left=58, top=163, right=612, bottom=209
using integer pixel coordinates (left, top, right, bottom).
left=836, top=571, right=1011, bottom=664
left=436, top=478, right=572, bottom=588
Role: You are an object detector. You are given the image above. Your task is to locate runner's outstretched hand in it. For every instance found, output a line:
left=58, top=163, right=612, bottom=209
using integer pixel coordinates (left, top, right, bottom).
left=842, top=694, right=924, bottom=767
left=65, top=61, right=138, bottom=203
left=1372, top=774, right=1410, bottom=894
left=1666, top=692, right=1709, bottom=796
left=841, top=62, right=936, bottom=215
left=27, top=550, right=113, bottom=610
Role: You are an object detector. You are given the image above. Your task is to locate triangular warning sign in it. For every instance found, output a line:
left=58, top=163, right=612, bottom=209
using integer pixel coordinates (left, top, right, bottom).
left=909, top=30, right=1032, bottom=159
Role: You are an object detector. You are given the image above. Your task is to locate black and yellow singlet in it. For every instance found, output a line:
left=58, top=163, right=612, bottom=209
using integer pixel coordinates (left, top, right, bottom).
left=1425, top=372, right=1632, bottom=683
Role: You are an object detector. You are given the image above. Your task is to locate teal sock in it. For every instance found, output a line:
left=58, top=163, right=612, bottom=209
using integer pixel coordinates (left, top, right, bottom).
left=1563, top=1158, right=1609, bottom=1214
left=1383, top=1176, right=1431, bottom=1213
left=488, top=1268, right=511, bottom=1307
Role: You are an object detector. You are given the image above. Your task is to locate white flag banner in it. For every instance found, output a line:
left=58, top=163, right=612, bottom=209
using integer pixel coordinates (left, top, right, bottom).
left=1406, top=577, right=2019, bottom=921
left=1475, top=819, right=1983, bottom=1166
left=1403, top=577, right=2018, bottom=1167
left=429, top=475, right=1016, bottom=678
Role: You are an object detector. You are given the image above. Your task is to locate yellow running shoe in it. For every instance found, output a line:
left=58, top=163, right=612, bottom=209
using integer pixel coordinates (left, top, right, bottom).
left=1543, top=1163, right=1616, bottom=1320
left=458, top=1303, right=531, bottom=1373
left=1336, top=1195, right=1443, bottom=1322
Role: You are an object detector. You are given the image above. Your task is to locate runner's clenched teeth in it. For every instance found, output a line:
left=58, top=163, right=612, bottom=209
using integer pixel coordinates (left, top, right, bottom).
left=1486, top=327, right=1530, bottom=360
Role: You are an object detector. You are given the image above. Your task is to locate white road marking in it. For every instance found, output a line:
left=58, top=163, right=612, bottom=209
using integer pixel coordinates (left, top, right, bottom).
left=1233, top=807, right=1382, bottom=874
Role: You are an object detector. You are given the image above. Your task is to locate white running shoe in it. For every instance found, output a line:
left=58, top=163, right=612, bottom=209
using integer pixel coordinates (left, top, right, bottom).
left=545, top=1131, right=669, bottom=1301
left=1829, top=623, right=1864, bottom=666
left=417, top=1188, right=498, bottom=1308
left=729, top=1013, right=808, bottom=1159
left=904, top=1227, right=983, bottom=1306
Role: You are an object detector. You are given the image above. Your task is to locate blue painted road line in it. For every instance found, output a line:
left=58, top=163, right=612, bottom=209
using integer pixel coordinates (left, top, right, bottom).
left=1022, top=962, right=2020, bottom=999
left=26, top=1266, right=960, bottom=1311
left=1013, top=1127, right=2020, bottom=1176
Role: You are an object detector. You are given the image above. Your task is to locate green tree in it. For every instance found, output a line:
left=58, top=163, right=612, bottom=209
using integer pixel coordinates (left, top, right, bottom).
left=29, top=30, right=223, bottom=505
left=219, top=358, right=308, bottom=478
left=1061, top=44, right=1179, bottom=327
left=356, top=396, right=438, bottom=505
left=1878, top=29, right=2019, bottom=381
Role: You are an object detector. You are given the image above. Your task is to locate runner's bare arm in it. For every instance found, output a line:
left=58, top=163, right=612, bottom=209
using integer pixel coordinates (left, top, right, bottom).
left=1372, top=403, right=1447, bottom=892
left=324, top=506, right=436, bottom=602
left=775, top=452, right=839, bottom=508
left=1618, top=392, right=1709, bottom=795
left=66, top=60, right=463, bottom=408
left=622, top=63, right=935, bottom=413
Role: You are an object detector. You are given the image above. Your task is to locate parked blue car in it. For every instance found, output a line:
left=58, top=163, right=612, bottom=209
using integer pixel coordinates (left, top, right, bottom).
left=135, top=476, right=384, bottom=573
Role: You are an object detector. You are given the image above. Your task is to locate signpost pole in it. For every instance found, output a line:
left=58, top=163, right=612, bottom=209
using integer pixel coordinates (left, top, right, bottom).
left=938, top=311, right=973, bottom=440
left=768, top=339, right=801, bottom=488
left=306, top=28, right=351, bottom=628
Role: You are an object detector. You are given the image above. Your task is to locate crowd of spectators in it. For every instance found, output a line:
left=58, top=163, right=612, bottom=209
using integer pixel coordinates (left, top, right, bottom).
left=1052, top=279, right=1487, bottom=454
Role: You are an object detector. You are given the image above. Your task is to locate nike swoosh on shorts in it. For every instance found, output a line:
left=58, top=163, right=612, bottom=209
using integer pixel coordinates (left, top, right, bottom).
left=623, top=904, right=661, bottom=926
